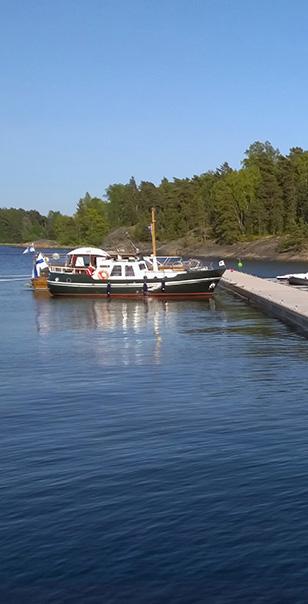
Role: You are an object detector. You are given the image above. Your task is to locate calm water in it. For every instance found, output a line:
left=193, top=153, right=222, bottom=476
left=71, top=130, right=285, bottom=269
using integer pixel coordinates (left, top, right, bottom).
left=2, top=247, right=308, bottom=603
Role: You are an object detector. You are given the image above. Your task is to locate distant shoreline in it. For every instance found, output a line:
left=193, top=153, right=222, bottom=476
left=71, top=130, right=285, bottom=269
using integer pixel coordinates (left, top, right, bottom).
left=1, top=236, right=308, bottom=261
left=0, top=242, right=71, bottom=249
left=154, top=235, right=308, bottom=262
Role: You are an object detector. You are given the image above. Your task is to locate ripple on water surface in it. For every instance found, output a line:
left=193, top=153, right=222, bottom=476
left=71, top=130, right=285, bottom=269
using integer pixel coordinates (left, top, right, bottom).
left=1, top=249, right=308, bottom=602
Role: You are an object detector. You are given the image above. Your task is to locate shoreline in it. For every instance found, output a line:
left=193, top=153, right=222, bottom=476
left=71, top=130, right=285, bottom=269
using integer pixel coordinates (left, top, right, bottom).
left=0, top=242, right=71, bottom=249
left=1, top=236, right=308, bottom=261
left=156, top=236, right=308, bottom=262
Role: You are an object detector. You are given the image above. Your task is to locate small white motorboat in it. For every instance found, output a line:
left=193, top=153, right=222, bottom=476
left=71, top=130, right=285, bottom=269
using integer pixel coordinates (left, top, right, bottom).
left=276, top=272, right=307, bottom=280
left=288, top=273, right=308, bottom=286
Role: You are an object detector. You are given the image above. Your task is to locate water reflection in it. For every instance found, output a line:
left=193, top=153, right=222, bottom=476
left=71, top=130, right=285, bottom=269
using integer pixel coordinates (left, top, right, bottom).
left=34, top=297, right=161, bottom=334
left=33, top=297, right=219, bottom=366
left=34, top=297, right=221, bottom=335
left=35, top=292, right=306, bottom=369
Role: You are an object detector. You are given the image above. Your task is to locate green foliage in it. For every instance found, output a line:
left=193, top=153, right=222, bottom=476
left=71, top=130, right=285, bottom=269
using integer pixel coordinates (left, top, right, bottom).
left=45, top=211, right=77, bottom=245
left=106, top=177, right=139, bottom=228
left=133, top=181, right=162, bottom=240
left=75, top=193, right=108, bottom=246
left=0, top=208, right=46, bottom=243
left=3, top=141, right=308, bottom=247
left=211, top=177, right=242, bottom=243
left=277, top=223, right=308, bottom=253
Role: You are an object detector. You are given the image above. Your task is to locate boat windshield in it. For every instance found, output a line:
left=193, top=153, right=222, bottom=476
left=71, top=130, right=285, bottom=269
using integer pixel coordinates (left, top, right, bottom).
left=159, top=257, right=183, bottom=267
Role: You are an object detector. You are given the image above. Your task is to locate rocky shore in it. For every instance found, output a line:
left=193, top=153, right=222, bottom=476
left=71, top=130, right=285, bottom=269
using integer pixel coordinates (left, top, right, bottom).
left=156, top=236, right=308, bottom=261
left=5, top=233, right=308, bottom=261
left=102, top=229, right=308, bottom=261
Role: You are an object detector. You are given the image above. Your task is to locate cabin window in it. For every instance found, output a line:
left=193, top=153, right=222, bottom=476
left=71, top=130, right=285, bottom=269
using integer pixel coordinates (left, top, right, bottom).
left=110, top=264, right=122, bottom=277
left=125, top=265, right=135, bottom=277
left=75, top=256, right=85, bottom=267
left=139, top=262, right=146, bottom=270
left=76, top=255, right=91, bottom=267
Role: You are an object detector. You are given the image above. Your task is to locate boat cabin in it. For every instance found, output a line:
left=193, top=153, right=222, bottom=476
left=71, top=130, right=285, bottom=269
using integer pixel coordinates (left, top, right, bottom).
left=50, top=247, right=153, bottom=279
left=66, top=247, right=110, bottom=270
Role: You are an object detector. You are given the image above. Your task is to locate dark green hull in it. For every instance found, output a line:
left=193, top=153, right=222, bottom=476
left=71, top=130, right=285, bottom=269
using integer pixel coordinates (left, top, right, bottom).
left=47, top=268, right=225, bottom=298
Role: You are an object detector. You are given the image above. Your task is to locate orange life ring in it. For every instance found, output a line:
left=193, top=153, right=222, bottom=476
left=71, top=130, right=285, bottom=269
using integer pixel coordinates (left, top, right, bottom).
left=97, top=269, right=109, bottom=281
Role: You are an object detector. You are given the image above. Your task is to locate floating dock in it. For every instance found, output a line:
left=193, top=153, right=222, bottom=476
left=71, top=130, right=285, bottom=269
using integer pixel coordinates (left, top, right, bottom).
left=220, top=270, right=308, bottom=337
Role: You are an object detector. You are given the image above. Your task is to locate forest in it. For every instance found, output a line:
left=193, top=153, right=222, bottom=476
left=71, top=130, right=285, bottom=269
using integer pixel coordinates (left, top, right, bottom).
left=1, top=141, right=308, bottom=250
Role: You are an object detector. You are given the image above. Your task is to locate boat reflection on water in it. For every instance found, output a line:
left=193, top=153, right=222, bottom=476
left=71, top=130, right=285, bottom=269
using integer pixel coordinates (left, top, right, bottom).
left=33, top=297, right=218, bottom=366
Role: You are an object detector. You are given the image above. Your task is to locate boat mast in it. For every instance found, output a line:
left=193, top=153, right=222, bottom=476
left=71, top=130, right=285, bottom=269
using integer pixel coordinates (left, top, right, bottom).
left=151, top=207, right=158, bottom=271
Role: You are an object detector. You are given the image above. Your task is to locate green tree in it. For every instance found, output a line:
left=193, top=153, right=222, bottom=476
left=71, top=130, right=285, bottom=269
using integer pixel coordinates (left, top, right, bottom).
left=277, top=154, right=297, bottom=231
left=243, top=141, right=284, bottom=234
left=75, top=193, right=108, bottom=246
left=134, top=181, right=162, bottom=240
left=106, top=177, right=140, bottom=228
left=289, top=148, right=308, bottom=222
left=211, top=177, right=242, bottom=243
left=0, top=208, right=47, bottom=243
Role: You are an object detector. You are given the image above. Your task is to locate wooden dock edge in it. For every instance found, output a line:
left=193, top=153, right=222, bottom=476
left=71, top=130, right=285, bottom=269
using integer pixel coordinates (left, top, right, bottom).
left=219, top=270, right=308, bottom=337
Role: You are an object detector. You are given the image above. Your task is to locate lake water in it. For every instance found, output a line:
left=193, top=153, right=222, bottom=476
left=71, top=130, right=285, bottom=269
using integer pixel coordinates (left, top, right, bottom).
left=2, top=247, right=308, bottom=603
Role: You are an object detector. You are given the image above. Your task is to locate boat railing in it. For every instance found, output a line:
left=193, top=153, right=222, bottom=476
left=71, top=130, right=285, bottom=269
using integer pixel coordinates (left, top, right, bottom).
left=182, top=259, right=202, bottom=270
left=49, top=265, right=89, bottom=275
left=144, top=256, right=186, bottom=271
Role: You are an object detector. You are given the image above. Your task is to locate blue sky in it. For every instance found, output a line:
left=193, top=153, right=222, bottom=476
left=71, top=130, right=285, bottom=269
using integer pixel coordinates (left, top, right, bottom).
left=1, top=0, right=308, bottom=214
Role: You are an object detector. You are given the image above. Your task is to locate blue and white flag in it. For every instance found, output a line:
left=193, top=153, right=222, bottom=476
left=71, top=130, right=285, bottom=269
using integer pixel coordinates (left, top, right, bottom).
left=32, top=253, right=48, bottom=278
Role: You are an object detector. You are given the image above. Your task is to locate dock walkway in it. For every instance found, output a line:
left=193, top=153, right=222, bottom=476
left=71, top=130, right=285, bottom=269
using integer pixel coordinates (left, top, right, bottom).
left=220, top=270, right=308, bottom=337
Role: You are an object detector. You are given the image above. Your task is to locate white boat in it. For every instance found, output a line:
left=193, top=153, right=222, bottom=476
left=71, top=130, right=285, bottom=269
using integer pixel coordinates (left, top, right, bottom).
left=47, top=246, right=226, bottom=298
left=23, top=243, right=35, bottom=254
left=276, top=273, right=293, bottom=280
left=288, top=273, right=308, bottom=286
left=34, top=209, right=227, bottom=298
left=46, top=208, right=226, bottom=299
left=276, top=272, right=307, bottom=280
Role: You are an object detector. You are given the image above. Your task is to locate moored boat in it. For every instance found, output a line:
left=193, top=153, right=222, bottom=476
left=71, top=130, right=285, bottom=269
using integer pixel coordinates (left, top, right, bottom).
left=288, top=273, right=308, bottom=286
left=47, top=248, right=226, bottom=298
left=45, top=209, right=226, bottom=299
left=276, top=273, right=295, bottom=280
left=277, top=272, right=307, bottom=281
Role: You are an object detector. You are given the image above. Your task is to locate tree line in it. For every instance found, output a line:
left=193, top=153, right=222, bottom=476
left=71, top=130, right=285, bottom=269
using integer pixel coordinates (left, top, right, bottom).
left=2, top=141, right=308, bottom=248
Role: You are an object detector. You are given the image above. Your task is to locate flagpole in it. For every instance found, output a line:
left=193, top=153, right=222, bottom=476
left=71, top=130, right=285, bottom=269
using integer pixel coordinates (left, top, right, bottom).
left=151, top=207, right=158, bottom=271
left=151, top=207, right=157, bottom=256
